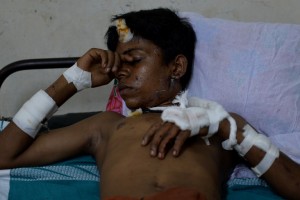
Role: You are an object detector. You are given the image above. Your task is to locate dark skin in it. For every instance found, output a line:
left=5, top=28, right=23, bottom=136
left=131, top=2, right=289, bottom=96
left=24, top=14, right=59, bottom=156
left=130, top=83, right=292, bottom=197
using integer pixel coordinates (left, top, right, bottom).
left=0, top=38, right=300, bottom=199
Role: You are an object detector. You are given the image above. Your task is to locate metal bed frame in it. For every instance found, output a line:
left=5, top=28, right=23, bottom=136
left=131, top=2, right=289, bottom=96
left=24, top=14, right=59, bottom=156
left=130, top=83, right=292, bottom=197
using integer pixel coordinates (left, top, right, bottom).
left=0, top=57, right=79, bottom=89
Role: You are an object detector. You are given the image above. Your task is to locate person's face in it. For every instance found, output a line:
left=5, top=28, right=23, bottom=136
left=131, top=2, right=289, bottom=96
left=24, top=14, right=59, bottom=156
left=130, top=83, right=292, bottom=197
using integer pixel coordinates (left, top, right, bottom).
left=115, top=37, right=178, bottom=110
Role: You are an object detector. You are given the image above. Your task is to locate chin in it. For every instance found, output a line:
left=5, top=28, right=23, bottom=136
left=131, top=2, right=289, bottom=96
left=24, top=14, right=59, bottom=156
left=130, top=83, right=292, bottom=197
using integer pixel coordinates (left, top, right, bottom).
left=124, top=99, right=142, bottom=110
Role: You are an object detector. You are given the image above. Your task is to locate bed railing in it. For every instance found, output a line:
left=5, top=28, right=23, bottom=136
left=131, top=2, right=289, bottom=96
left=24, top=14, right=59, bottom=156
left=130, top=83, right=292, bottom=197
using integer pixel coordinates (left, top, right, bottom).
left=0, top=57, right=79, bottom=89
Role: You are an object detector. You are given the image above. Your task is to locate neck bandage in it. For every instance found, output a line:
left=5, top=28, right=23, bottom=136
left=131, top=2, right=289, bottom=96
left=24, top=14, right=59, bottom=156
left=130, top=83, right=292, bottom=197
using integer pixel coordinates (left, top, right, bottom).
left=63, top=62, right=92, bottom=91
left=12, top=90, right=58, bottom=138
left=234, top=124, right=279, bottom=177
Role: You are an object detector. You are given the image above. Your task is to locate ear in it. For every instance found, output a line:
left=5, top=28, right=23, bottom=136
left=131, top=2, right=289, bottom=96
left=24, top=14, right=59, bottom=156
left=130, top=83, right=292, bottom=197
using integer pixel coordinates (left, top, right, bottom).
left=169, top=54, right=188, bottom=79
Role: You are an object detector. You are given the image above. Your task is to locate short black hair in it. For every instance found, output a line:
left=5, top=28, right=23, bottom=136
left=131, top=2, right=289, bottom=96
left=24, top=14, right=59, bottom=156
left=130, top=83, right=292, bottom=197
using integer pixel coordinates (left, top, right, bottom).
left=105, top=8, right=196, bottom=90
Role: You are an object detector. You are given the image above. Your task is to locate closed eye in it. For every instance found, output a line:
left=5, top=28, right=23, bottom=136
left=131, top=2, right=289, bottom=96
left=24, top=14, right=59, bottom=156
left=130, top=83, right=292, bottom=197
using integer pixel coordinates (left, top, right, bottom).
left=123, top=58, right=142, bottom=65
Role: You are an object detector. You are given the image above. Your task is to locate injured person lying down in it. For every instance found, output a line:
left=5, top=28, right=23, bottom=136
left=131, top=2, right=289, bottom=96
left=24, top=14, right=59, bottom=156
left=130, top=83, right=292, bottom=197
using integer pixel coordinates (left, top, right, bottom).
left=0, top=8, right=300, bottom=200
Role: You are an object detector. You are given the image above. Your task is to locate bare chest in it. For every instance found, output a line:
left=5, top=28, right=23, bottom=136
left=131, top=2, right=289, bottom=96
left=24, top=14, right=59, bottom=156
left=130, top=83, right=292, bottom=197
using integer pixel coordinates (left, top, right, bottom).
left=97, top=114, right=233, bottom=199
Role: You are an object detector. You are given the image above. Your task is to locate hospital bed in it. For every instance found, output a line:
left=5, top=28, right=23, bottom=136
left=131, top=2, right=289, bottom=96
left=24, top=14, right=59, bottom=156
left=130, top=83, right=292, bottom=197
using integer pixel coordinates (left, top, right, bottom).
left=1, top=12, right=300, bottom=199
left=0, top=57, right=101, bottom=200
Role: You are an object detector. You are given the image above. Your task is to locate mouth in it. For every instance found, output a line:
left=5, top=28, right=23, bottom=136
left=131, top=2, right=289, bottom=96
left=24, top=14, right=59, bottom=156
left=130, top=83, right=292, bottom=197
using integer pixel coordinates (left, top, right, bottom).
left=117, top=82, right=134, bottom=96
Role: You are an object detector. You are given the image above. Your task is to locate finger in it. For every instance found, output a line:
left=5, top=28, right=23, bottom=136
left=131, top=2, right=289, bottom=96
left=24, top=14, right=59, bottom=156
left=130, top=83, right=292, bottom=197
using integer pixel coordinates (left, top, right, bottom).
left=77, top=48, right=102, bottom=69
left=158, top=123, right=180, bottom=159
left=104, top=51, right=115, bottom=72
left=112, top=52, right=121, bottom=73
left=89, top=49, right=108, bottom=69
left=141, top=122, right=162, bottom=146
left=149, top=123, right=172, bottom=157
left=172, top=130, right=191, bottom=157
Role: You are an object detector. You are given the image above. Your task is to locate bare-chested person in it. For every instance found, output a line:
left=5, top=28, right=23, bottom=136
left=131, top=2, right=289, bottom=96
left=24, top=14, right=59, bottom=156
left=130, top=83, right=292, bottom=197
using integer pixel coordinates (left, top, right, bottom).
left=0, top=8, right=300, bottom=200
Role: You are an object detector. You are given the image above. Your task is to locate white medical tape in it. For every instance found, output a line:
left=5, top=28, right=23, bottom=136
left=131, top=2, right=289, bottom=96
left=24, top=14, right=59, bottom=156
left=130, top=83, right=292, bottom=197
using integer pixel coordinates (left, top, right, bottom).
left=186, top=107, right=209, bottom=136
left=202, top=123, right=219, bottom=145
left=13, top=90, right=58, bottom=138
left=252, top=144, right=279, bottom=177
left=208, top=123, right=219, bottom=135
left=234, top=124, right=257, bottom=156
left=161, top=107, right=192, bottom=131
left=218, top=116, right=237, bottom=150
left=187, top=96, right=238, bottom=147
left=63, top=63, right=91, bottom=91
left=233, top=124, right=279, bottom=177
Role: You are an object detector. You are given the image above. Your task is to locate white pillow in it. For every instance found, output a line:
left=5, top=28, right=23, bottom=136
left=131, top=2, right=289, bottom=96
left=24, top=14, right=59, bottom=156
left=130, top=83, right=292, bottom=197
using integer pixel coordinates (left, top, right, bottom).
left=181, top=12, right=300, bottom=163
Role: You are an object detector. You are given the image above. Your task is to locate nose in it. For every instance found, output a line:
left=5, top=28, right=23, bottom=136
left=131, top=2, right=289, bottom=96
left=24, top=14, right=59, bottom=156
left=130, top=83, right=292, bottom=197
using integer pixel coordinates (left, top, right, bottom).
left=115, top=54, right=134, bottom=80
left=115, top=62, right=130, bottom=81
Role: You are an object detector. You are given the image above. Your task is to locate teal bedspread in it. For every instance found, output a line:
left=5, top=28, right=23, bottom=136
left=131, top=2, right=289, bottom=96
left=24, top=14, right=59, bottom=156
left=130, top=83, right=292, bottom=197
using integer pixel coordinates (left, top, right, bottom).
left=0, top=120, right=285, bottom=199
left=8, top=155, right=100, bottom=200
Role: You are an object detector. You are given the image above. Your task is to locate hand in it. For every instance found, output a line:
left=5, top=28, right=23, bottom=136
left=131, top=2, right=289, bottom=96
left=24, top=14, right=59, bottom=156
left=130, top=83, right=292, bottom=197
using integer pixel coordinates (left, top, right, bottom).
left=77, top=48, right=121, bottom=87
left=141, top=121, right=208, bottom=159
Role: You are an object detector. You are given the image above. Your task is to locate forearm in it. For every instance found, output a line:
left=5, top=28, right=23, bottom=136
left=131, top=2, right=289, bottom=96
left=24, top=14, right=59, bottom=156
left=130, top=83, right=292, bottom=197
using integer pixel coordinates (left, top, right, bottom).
left=219, top=114, right=300, bottom=199
left=0, top=48, right=117, bottom=169
left=0, top=75, right=75, bottom=168
left=45, top=75, right=77, bottom=107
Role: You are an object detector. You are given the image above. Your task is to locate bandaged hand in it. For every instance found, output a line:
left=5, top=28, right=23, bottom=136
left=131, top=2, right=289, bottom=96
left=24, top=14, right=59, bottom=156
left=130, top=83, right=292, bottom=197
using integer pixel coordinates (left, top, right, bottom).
left=63, top=48, right=120, bottom=91
left=160, top=97, right=237, bottom=149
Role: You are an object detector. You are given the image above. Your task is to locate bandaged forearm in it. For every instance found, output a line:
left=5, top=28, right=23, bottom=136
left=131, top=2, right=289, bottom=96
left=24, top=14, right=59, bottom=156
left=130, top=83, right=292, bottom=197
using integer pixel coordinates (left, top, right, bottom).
left=12, top=90, right=58, bottom=138
left=188, top=97, right=237, bottom=149
left=160, top=96, right=237, bottom=148
left=63, top=62, right=92, bottom=91
left=234, top=125, right=279, bottom=177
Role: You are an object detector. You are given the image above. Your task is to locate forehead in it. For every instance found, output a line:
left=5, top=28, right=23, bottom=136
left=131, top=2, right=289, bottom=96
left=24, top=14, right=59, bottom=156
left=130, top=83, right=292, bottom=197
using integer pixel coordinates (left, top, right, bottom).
left=116, top=37, right=162, bottom=55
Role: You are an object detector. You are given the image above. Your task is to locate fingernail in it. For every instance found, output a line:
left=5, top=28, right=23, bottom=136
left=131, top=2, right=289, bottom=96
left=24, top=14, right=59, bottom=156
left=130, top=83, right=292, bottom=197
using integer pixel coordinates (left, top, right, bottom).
left=150, top=150, right=155, bottom=156
left=141, top=139, right=146, bottom=146
left=173, top=150, right=177, bottom=156
left=158, top=153, right=164, bottom=159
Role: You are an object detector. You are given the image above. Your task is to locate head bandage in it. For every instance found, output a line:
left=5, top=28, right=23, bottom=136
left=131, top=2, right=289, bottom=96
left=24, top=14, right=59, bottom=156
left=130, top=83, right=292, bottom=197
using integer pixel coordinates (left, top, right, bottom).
left=234, top=124, right=279, bottom=177
left=13, top=90, right=58, bottom=138
left=115, top=18, right=134, bottom=43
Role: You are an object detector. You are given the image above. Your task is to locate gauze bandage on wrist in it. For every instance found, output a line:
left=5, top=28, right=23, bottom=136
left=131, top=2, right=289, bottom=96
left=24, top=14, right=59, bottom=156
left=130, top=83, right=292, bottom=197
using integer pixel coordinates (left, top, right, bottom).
left=234, top=124, right=279, bottom=177
left=63, top=62, right=92, bottom=91
left=187, top=97, right=237, bottom=148
left=12, top=90, right=58, bottom=138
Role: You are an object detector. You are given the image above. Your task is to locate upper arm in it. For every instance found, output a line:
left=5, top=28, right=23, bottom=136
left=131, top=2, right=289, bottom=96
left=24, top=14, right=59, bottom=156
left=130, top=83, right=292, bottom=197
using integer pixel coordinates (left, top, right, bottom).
left=0, top=111, right=122, bottom=169
left=0, top=112, right=122, bottom=168
left=6, top=118, right=93, bottom=168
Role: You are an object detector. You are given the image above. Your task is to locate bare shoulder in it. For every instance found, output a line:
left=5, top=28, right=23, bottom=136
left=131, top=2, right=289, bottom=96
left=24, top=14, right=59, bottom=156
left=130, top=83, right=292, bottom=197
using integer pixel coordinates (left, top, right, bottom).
left=78, top=111, right=125, bottom=154
left=91, top=111, right=125, bottom=127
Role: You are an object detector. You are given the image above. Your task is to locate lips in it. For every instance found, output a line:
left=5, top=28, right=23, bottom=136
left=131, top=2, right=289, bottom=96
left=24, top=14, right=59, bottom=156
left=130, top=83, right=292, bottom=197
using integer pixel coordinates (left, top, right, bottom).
left=117, top=83, right=134, bottom=96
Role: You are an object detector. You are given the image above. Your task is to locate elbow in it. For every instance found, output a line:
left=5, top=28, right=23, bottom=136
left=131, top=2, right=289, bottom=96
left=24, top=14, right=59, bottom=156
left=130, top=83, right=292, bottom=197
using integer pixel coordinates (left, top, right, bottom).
left=0, top=157, right=18, bottom=170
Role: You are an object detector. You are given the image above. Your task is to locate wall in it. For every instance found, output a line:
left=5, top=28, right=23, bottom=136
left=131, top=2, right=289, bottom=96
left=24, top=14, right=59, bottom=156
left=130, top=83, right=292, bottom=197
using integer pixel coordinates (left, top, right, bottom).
left=1, top=0, right=300, bottom=116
